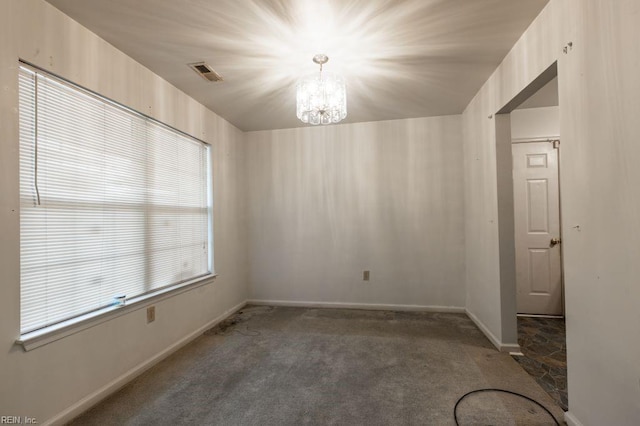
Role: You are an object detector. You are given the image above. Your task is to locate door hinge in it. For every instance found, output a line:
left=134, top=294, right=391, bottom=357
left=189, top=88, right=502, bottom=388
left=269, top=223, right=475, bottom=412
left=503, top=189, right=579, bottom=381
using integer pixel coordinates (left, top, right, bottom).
left=552, top=139, right=560, bottom=149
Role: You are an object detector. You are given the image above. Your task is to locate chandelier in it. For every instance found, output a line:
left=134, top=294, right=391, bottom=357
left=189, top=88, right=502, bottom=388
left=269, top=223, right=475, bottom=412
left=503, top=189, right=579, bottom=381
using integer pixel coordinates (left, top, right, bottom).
left=296, top=54, right=347, bottom=125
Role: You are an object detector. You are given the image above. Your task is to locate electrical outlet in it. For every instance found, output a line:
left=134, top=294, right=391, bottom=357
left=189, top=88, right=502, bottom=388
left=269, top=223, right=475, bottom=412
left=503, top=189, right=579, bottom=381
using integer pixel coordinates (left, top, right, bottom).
left=147, top=306, right=156, bottom=323
left=363, top=270, right=370, bottom=281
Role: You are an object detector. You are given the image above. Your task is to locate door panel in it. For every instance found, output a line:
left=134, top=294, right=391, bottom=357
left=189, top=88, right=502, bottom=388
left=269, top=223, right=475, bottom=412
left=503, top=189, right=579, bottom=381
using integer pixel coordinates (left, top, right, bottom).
left=527, top=179, right=549, bottom=232
left=513, top=141, right=562, bottom=315
left=529, top=248, right=551, bottom=294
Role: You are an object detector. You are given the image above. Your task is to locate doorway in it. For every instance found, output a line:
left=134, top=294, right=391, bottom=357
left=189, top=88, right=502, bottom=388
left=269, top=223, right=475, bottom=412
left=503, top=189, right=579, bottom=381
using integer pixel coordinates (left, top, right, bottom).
left=495, top=66, right=568, bottom=411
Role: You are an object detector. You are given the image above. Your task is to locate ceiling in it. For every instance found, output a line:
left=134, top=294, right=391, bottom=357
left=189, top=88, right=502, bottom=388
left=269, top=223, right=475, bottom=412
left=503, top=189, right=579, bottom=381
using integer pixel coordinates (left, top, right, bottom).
left=46, top=0, right=549, bottom=132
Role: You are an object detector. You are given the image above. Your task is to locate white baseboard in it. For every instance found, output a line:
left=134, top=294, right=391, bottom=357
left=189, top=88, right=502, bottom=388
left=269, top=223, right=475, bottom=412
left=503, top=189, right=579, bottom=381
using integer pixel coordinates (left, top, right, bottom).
left=246, top=299, right=465, bottom=313
left=45, top=300, right=248, bottom=426
left=465, top=309, right=520, bottom=352
left=564, top=411, right=584, bottom=426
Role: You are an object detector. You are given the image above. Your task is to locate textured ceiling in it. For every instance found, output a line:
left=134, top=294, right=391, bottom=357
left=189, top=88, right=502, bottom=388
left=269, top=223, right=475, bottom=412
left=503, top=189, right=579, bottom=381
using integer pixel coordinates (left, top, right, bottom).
left=46, top=0, right=549, bottom=131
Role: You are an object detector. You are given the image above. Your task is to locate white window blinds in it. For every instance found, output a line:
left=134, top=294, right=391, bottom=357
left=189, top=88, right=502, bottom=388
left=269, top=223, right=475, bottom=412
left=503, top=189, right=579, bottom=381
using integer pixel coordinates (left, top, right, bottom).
left=19, top=64, right=212, bottom=335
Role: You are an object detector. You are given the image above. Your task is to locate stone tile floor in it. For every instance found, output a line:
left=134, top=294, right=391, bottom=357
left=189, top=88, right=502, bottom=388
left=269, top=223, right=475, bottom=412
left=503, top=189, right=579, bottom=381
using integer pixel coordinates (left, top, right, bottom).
left=512, top=316, right=568, bottom=411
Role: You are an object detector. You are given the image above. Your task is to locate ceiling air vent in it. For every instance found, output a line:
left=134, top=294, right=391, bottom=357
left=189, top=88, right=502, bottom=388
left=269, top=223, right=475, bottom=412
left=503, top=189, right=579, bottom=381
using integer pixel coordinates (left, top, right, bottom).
left=188, top=62, right=223, bottom=82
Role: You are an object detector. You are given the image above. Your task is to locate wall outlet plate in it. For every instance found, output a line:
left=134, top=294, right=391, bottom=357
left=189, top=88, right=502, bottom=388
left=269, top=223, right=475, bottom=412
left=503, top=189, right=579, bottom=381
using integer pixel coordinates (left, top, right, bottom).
left=147, top=306, right=156, bottom=323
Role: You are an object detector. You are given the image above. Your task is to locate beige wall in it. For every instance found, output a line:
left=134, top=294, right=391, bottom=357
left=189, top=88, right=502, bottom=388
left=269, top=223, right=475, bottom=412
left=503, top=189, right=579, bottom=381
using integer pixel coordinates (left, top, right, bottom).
left=463, top=0, right=640, bottom=424
left=0, top=0, right=248, bottom=423
left=462, top=0, right=567, bottom=346
left=511, top=106, right=559, bottom=140
left=246, top=116, right=465, bottom=309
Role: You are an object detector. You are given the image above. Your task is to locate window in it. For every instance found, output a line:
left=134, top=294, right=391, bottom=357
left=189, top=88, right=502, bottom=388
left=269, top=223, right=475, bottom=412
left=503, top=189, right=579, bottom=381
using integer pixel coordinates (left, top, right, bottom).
left=18, top=64, right=213, bottom=336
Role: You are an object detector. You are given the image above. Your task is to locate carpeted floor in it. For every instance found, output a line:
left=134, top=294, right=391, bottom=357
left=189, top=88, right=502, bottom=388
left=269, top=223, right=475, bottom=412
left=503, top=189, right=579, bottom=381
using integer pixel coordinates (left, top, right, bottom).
left=512, top=316, right=567, bottom=411
left=69, top=306, right=565, bottom=425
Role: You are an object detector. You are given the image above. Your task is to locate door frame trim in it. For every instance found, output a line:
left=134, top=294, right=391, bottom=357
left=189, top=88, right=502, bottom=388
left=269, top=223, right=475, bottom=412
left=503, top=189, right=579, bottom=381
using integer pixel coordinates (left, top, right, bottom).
left=512, top=136, right=560, bottom=144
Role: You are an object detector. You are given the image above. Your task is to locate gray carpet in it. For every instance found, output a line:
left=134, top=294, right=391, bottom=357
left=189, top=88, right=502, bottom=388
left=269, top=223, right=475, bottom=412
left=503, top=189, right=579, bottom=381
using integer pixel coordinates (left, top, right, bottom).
left=69, top=306, right=565, bottom=425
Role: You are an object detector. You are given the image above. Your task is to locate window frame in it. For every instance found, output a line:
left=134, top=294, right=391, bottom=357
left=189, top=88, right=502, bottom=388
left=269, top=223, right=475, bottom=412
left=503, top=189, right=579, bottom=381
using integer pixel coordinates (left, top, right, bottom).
left=16, top=61, right=216, bottom=351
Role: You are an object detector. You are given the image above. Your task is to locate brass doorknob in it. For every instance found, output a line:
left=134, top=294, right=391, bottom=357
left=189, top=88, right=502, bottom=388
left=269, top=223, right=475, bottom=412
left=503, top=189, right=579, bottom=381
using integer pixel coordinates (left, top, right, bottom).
left=550, top=237, right=561, bottom=247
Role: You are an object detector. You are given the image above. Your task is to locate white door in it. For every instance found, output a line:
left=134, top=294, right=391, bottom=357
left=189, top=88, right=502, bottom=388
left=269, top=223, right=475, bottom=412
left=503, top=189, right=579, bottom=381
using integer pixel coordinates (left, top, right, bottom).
left=513, top=141, right=563, bottom=315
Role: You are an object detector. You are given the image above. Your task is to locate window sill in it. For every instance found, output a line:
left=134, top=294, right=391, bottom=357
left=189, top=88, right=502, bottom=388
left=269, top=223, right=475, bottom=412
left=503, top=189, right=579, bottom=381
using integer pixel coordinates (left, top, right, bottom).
left=16, top=274, right=217, bottom=351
